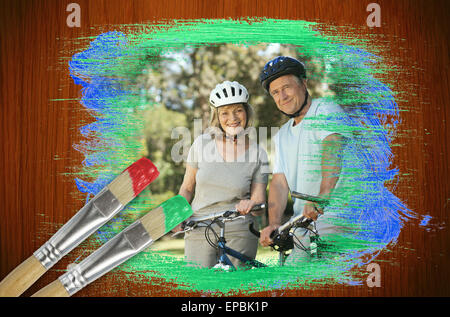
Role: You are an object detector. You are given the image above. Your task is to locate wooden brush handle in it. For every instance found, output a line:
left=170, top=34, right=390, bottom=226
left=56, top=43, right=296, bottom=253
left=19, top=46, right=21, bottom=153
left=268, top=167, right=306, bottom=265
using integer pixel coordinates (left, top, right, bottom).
left=0, top=255, right=47, bottom=297
left=32, top=279, right=69, bottom=297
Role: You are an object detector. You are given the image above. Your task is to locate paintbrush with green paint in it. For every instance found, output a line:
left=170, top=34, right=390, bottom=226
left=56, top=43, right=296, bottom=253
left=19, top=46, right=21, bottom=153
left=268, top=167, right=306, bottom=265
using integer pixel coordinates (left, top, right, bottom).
left=0, top=158, right=159, bottom=297
left=32, top=195, right=193, bottom=297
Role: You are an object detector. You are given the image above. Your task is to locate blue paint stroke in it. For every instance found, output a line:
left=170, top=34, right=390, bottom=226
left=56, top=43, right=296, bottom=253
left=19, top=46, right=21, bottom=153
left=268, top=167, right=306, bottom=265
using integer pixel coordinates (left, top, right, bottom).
left=69, top=31, right=130, bottom=196
left=69, top=31, right=139, bottom=243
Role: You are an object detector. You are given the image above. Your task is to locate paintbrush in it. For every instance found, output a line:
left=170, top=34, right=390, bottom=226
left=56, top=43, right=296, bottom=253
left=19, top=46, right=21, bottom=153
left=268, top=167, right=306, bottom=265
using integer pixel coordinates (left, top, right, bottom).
left=32, top=195, right=193, bottom=297
left=0, top=157, right=159, bottom=297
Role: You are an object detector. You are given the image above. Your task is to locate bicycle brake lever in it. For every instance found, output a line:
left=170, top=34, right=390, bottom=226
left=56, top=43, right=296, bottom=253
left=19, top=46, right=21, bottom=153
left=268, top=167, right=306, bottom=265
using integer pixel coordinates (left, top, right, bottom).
left=171, top=221, right=197, bottom=237
left=295, top=216, right=313, bottom=227
left=223, top=215, right=245, bottom=223
left=223, top=210, right=237, bottom=218
left=171, top=226, right=195, bottom=237
left=295, top=217, right=319, bottom=235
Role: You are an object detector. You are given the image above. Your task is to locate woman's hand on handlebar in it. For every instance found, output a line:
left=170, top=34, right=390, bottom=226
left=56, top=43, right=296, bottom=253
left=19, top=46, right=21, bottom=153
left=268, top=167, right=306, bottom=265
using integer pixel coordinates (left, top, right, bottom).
left=235, top=199, right=256, bottom=215
left=259, top=224, right=280, bottom=247
left=171, top=223, right=184, bottom=233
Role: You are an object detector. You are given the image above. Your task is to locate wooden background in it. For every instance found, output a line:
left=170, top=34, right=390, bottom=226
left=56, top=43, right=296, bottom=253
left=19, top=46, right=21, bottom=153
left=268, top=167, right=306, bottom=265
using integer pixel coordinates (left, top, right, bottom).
left=0, top=0, right=449, bottom=297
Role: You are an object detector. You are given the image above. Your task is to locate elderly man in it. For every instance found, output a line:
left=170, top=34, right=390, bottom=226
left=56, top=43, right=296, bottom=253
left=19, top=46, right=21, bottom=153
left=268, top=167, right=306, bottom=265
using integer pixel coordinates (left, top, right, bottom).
left=259, top=56, right=348, bottom=262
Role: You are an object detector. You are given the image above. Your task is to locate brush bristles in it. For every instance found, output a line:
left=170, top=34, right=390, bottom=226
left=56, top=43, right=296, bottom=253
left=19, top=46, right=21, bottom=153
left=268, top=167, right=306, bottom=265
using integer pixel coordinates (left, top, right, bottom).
left=107, top=170, right=136, bottom=206
left=140, top=206, right=166, bottom=240
left=140, top=196, right=193, bottom=240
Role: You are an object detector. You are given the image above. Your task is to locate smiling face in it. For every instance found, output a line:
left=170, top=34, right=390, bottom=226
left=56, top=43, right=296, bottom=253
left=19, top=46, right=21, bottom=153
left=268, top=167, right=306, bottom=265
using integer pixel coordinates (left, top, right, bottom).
left=269, top=74, right=308, bottom=117
left=217, top=103, right=247, bottom=136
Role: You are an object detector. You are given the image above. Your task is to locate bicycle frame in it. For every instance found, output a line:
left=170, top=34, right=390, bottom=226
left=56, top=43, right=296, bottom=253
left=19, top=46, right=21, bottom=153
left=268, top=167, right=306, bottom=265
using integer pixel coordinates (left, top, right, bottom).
left=175, top=204, right=267, bottom=271
left=214, top=220, right=267, bottom=270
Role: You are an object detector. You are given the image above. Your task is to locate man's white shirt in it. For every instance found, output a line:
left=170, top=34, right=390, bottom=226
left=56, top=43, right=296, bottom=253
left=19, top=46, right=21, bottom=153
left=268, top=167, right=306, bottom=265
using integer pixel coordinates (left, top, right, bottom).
left=272, top=98, right=350, bottom=216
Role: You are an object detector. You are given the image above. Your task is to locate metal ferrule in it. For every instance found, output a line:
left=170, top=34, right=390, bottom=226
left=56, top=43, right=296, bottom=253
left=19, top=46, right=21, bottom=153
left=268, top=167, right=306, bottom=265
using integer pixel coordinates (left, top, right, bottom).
left=34, top=187, right=124, bottom=270
left=59, top=220, right=153, bottom=296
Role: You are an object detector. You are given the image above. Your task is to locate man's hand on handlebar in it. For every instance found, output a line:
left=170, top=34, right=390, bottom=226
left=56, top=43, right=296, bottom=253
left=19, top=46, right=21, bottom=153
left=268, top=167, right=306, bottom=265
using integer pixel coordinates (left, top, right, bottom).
left=302, top=201, right=324, bottom=221
left=259, top=224, right=280, bottom=247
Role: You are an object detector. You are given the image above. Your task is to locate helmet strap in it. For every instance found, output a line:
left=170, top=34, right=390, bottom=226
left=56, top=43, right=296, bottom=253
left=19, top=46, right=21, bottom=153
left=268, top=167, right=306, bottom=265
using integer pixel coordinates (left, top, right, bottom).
left=279, top=89, right=310, bottom=119
left=225, top=134, right=238, bottom=144
left=223, top=129, right=247, bottom=144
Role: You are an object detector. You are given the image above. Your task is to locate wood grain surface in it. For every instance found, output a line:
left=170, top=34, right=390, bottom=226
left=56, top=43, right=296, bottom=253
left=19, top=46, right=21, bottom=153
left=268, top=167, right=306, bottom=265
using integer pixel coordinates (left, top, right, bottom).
left=0, top=0, right=449, bottom=298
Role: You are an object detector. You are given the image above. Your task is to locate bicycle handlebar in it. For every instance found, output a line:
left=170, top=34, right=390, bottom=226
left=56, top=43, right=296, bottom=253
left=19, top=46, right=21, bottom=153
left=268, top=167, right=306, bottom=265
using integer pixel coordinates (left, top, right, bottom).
left=188, top=203, right=265, bottom=222
left=276, top=214, right=314, bottom=235
left=250, top=192, right=325, bottom=251
left=249, top=214, right=316, bottom=253
left=290, top=191, right=329, bottom=206
left=250, top=214, right=314, bottom=238
left=172, top=203, right=266, bottom=236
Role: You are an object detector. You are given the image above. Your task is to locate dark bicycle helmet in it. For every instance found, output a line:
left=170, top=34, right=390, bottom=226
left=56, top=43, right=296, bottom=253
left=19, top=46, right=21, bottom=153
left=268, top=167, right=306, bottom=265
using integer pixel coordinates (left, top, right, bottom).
left=260, top=56, right=309, bottom=118
left=259, top=56, right=307, bottom=92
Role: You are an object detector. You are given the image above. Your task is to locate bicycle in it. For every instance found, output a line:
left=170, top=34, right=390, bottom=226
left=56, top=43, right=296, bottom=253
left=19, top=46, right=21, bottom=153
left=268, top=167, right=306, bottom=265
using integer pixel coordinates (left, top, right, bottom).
left=173, top=204, right=268, bottom=271
left=173, top=192, right=329, bottom=269
left=249, top=191, right=330, bottom=266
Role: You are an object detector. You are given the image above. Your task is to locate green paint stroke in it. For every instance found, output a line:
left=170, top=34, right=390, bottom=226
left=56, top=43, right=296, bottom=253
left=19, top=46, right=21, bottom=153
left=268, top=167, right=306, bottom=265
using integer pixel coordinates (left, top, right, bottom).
left=161, top=195, right=193, bottom=233
left=67, top=18, right=420, bottom=295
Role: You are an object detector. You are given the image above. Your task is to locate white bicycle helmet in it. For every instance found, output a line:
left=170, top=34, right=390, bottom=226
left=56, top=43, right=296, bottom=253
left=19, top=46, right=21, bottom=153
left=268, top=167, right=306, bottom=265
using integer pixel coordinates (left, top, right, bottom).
left=209, top=81, right=249, bottom=108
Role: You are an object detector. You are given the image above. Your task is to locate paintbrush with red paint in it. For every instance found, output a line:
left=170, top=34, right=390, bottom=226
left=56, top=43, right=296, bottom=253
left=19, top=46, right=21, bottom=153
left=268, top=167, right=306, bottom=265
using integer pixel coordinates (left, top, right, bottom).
left=0, top=157, right=159, bottom=297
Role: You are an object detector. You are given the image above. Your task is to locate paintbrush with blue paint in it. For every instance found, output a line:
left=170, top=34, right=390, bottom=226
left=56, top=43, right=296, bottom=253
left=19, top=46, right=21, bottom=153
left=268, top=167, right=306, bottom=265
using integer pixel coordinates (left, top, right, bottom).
left=32, top=195, right=192, bottom=297
left=0, top=158, right=159, bottom=297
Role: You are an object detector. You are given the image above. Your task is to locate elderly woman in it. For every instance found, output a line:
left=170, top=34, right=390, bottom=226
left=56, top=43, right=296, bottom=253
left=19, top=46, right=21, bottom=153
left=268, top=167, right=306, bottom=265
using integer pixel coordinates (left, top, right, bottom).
left=177, top=81, right=269, bottom=269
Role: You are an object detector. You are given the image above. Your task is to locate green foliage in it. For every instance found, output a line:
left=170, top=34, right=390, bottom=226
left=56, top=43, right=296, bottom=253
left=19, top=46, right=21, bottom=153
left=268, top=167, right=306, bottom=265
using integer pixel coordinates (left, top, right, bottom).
left=142, top=104, right=188, bottom=197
